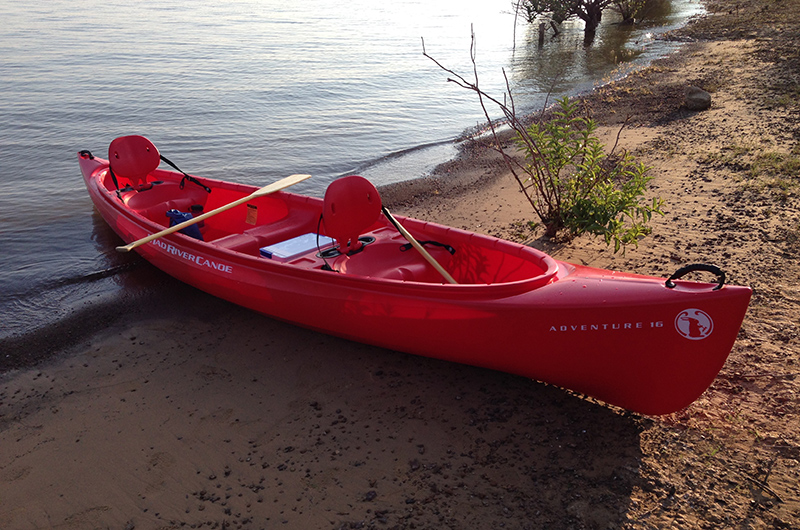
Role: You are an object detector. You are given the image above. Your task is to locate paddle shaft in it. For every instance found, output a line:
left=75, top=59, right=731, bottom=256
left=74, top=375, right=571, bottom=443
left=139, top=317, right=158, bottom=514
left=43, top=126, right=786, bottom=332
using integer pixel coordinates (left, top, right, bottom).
left=116, top=173, right=311, bottom=252
left=382, top=207, right=458, bottom=285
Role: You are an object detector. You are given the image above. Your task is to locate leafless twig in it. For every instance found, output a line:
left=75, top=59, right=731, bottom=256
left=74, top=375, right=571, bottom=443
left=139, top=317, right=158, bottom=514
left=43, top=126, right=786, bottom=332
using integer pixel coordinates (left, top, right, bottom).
left=422, top=28, right=558, bottom=229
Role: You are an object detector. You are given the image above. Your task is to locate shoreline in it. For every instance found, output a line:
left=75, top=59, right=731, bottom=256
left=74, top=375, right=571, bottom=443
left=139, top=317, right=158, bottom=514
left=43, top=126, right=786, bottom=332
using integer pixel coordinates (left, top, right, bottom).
left=2, top=1, right=799, bottom=528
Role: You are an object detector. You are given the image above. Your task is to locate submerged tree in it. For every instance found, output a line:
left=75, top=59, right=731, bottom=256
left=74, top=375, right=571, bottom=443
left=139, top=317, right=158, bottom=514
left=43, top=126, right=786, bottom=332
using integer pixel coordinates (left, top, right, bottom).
left=520, top=0, right=646, bottom=36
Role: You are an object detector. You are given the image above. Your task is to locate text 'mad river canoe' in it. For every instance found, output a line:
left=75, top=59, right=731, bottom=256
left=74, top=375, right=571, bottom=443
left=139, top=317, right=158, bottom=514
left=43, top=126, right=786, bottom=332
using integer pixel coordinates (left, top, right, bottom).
left=79, top=136, right=751, bottom=415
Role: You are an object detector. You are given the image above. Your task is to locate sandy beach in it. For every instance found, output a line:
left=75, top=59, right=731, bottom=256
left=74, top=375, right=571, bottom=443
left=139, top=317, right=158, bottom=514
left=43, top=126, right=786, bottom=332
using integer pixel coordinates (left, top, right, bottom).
left=2, top=1, right=799, bottom=528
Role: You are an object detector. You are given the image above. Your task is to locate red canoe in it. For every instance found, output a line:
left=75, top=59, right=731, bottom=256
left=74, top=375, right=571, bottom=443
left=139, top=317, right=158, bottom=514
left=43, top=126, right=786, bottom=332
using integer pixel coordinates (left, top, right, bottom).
left=78, top=136, right=751, bottom=415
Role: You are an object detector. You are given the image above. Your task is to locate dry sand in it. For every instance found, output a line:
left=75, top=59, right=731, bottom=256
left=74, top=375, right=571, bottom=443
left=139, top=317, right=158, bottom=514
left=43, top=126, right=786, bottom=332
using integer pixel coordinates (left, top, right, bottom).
left=2, top=1, right=799, bottom=528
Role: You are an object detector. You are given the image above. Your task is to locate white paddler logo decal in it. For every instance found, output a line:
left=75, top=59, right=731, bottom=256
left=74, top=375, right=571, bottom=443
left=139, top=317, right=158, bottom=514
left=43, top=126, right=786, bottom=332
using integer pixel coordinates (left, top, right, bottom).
left=675, top=308, right=714, bottom=340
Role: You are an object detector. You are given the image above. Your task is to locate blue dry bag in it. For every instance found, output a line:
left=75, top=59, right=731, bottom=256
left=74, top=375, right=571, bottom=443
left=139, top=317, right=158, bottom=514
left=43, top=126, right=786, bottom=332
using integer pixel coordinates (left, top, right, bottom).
left=166, top=209, right=204, bottom=241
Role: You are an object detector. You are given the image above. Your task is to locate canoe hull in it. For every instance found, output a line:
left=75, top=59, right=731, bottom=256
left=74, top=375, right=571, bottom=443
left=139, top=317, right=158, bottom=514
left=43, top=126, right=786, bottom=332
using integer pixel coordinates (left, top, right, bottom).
left=80, top=152, right=751, bottom=415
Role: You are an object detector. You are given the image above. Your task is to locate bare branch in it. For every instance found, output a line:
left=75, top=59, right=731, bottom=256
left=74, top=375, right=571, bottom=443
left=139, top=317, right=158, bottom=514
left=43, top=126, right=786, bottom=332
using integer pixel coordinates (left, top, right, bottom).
left=422, top=27, right=662, bottom=246
left=609, top=114, right=631, bottom=155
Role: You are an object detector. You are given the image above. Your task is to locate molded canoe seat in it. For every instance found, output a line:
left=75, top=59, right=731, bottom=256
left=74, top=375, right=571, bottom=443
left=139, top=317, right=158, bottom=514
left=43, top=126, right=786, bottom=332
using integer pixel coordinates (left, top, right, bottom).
left=335, top=239, right=455, bottom=283
left=213, top=217, right=320, bottom=255
left=212, top=232, right=261, bottom=253
left=121, top=181, right=208, bottom=221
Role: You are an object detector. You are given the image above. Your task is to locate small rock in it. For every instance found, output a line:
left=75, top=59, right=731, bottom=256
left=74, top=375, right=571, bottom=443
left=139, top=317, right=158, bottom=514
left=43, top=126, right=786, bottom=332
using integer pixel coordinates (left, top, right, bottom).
left=685, top=85, right=711, bottom=111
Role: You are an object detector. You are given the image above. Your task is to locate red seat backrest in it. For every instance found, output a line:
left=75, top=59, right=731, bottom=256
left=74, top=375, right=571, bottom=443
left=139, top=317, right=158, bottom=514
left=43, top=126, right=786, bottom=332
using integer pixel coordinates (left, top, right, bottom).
left=322, top=176, right=382, bottom=254
left=108, top=135, right=161, bottom=187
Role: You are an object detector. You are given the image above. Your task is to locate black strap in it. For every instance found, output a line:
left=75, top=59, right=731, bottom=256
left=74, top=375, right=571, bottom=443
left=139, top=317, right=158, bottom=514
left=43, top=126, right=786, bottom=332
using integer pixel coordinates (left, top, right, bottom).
left=160, top=155, right=211, bottom=193
left=107, top=165, right=123, bottom=200
left=317, top=213, right=339, bottom=273
left=399, top=240, right=456, bottom=255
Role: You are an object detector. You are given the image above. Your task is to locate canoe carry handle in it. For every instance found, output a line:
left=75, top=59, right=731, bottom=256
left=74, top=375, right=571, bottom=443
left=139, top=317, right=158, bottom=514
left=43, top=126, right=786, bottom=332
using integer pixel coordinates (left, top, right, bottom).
left=666, top=263, right=725, bottom=291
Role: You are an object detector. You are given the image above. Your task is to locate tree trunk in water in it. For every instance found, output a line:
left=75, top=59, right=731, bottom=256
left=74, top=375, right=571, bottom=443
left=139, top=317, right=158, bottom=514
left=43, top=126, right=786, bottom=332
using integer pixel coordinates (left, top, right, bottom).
left=579, top=2, right=603, bottom=46
left=583, top=4, right=602, bottom=34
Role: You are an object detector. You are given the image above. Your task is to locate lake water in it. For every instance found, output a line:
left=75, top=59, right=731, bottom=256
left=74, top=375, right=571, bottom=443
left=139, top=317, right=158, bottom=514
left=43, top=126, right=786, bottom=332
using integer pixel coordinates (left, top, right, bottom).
left=0, top=0, right=703, bottom=342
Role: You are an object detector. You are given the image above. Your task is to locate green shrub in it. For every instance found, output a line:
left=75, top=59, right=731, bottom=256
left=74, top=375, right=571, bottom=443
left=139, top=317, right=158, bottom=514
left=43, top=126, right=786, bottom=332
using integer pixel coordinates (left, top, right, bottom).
left=517, top=97, right=664, bottom=251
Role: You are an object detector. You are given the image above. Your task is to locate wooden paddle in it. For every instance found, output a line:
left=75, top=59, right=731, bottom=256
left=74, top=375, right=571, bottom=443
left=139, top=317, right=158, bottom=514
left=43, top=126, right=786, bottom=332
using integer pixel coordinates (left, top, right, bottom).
left=382, top=206, right=458, bottom=285
left=116, top=173, right=311, bottom=253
